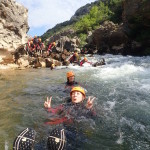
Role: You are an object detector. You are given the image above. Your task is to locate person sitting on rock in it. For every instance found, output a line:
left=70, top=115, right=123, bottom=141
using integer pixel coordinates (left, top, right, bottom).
left=69, top=50, right=79, bottom=64
left=80, top=57, right=92, bottom=66
left=44, top=86, right=96, bottom=125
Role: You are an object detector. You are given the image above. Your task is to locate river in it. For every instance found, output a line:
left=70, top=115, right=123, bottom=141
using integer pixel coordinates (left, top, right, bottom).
left=0, top=54, right=150, bottom=150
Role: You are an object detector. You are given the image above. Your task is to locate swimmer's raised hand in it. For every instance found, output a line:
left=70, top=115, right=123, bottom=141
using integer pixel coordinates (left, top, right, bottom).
left=44, top=96, right=52, bottom=108
left=86, top=96, right=95, bottom=109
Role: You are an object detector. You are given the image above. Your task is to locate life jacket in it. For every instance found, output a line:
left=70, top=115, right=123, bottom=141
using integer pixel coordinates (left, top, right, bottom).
left=65, top=81, right=79, bottom=92
left=80, top=59, right=85, bottom=66
left=73, top=53, right=79, bottom=62
left=48, top=44, right=53, bottom=51
left=69, top=53, right=79, bottom=63
left=80, top=59, right=92, bottom=66
left=33, top=38, right=38, bottom=45
left=66, top=81, right=78, bottom=86
left=36, top=42, right=44, bottom=50
left=29, top=43, right=35, bottom=51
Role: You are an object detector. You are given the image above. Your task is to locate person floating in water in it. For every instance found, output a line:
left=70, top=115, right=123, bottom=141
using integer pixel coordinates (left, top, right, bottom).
left=65, top=71, right=79, bottom=89
left=79, top=57, right=92, bottom=66
left=44, top=86, right=96, bottom=125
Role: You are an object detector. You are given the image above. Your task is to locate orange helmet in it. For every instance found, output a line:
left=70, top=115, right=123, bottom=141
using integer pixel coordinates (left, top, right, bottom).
left=51, top=64, right=55, bottom=67
left=38, top=38, right=41, bottom=42
left=84, top=57, right=88, bottom=62
left=70, top=86, right=85, bottom=97
left=67, top=71, right=74, bottom=78
left=53, top=42, right=56, bottom=46
left=30, top=41, right=33, bottom=44
left=74, top=52, right=78, bottom=56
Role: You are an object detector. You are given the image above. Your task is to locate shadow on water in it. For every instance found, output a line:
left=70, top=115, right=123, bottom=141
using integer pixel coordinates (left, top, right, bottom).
left=0, top=55, right=150, bottom=149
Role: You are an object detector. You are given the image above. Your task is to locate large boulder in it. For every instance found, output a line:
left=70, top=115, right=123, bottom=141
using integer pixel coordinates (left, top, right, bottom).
left=46, top=29, right=80, bottom=52
left=87, top=21, right=128, bottom=54
left=0, top=0, right=29, bottom=51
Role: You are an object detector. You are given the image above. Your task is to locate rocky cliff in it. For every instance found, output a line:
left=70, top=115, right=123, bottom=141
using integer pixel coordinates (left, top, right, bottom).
left=123, top=0, right=150, bottom=30
left=122, top=0, right=150, bottom=55
left=0, top=0, right=29, bottom=51
left=41, top=1, right=98, bottom=41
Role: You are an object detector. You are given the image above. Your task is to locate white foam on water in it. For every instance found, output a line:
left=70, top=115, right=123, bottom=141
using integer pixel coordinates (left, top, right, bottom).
left=116, top=130, right=124, bottom=144
left=140, top=84, right=150, bottom=92
left=0, top=55, right=6, bottom=63
left=0, top=64, right=18, bottom=70
left=82, top=62, right=92, bottom=67
left=67, top=63, right=95, bottom=71
left=94, top=64, right=145, bottom=79
left=120, top=117, right=146, bottom=133
left=137, top=101, right=148, bottom=106
left=5, top=140, right=8, bottom=150
left=104, top=101, right=116, bottom=112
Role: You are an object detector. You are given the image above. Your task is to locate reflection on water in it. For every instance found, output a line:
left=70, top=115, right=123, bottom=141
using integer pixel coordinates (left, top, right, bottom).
left=0, top=55, right=150, bottom=149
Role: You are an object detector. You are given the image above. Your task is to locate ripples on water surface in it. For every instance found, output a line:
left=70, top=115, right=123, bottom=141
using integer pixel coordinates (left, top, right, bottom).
left=0, top=55, right=150, bottom=150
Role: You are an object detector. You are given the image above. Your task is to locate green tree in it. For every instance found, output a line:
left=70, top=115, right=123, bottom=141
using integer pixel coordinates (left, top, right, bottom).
left=75, top=2, right=112, bottom=33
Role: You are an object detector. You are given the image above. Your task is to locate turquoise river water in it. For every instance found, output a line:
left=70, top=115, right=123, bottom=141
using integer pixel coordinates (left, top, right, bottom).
left=0, top=54, right=150, bottom=150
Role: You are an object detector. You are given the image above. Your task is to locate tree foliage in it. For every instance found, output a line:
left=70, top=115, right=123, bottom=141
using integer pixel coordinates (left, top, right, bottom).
left=74, top=2, right=112, bottom=33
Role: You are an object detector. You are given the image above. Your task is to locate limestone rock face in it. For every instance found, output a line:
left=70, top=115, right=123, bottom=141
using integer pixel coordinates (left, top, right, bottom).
left=0, top=0, right=29, bottom=51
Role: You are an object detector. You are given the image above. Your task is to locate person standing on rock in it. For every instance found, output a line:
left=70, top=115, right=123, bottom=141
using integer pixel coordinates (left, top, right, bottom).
left=37, top=38, right=44, bottom=54
left=47, top=42, right=56, bottom=55
left=29, top=41, right=36, bottom=57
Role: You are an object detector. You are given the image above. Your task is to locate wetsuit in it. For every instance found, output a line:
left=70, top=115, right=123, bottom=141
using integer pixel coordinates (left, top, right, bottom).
left=45, top=101, right=96, bottom=125
left=80, top=59, right=92, bottom=66
left=37, top=42, right=44, bottom=53
left=69, top=53, right=79, bottom=64
left=65, top=81, right=79, bottom=93
left=65, top=81, right=78, bottom=87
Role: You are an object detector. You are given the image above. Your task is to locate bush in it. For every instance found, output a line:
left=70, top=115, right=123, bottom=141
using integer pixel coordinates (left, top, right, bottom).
left=79, top=33, right=87, bottom=47
left=74, top=2, right=112, bottom=33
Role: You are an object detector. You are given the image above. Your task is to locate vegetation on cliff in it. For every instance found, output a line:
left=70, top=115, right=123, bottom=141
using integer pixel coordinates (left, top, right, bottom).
left=41, top=0, right=150, bottom=56
left=41, top=0, right=123, bottom=45
left=74, top=0, right=123, bottom=46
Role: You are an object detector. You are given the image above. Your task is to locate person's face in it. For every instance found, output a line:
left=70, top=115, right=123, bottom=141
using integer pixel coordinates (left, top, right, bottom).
left=68, top=76, right=75, bottom=83
left=71, top=91, right=84, bottom=103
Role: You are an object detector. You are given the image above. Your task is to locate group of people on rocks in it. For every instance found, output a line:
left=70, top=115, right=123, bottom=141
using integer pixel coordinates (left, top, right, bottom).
left=25, top=36, right=57, bottom=57
left=26, top=36, right=45, bottom=56
left=13, top=70, right=96, bottom=150
left=25, top=36, right=106, bottom=69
